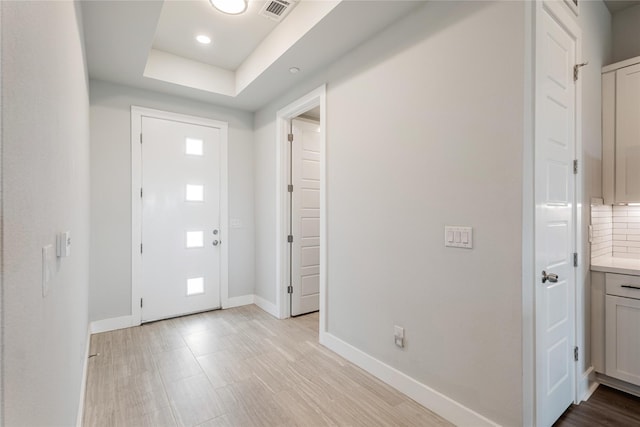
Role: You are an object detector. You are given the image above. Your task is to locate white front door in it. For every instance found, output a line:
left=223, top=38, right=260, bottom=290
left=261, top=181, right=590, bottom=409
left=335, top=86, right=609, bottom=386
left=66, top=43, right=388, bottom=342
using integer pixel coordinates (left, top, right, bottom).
left=141, top=116, right=222, bottom=322
left=534, top=3, right=578, bottom=426
left=290, top=118, right=321, bottom=316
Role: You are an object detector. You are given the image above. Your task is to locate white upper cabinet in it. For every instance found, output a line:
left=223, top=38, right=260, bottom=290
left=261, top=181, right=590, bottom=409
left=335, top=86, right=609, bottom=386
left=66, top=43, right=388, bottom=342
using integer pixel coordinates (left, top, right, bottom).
left=603, top=57, right=640, bottom=204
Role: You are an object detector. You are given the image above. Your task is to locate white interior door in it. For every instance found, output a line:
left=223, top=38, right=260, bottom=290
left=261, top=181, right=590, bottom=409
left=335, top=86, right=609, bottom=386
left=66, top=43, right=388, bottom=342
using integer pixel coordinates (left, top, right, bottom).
left=290, top=118, right=321, bottom=316
left=141, top=116, right=222, bottom=322
left=534, top=4, right=578, bottom=426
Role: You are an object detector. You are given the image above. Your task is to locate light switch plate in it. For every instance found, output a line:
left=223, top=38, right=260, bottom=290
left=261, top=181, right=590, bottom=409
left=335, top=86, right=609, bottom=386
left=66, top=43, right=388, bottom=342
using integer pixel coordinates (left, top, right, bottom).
left=57, top=231, right=71, bottom=257
left=444, top=226, right=473, bottom=249
left=394, top=325, right=405, bottom=348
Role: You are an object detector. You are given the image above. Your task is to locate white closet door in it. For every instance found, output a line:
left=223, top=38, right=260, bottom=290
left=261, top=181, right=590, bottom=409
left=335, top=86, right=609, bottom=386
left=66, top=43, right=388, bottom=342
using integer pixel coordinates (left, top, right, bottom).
left=291, top=119, right=320, bottom=316
left=534, top=5, right=578, bottom=426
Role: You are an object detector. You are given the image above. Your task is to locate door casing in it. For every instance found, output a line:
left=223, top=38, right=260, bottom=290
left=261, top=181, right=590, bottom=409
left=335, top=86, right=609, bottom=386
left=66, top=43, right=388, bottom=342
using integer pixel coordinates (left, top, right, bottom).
left=131, top=106, right=229, bottom=326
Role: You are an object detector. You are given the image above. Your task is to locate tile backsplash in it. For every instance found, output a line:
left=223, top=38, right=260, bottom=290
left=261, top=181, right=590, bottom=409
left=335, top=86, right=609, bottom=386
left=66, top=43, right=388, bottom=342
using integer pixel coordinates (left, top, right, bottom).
left=591, top=204, right=613, bottom=259
left=612, top=205, right=640, bottom=259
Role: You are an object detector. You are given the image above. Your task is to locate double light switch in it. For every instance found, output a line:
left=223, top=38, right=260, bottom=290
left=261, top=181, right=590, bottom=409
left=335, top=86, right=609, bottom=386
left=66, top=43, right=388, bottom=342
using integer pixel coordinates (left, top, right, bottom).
left=445, top=226, right=473, bottom=249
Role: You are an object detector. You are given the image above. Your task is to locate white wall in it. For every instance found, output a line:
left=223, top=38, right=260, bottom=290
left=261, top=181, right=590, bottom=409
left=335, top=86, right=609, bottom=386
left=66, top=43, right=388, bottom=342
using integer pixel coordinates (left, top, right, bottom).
left=612, top=4, right=640, bottom=63
left=253, top=1, right=613, bottom=423
left=256, top=2, right=525, bottom=424
left=2, top=2, right=91, bottom=425
left=89, top=80, right=255, bottom=322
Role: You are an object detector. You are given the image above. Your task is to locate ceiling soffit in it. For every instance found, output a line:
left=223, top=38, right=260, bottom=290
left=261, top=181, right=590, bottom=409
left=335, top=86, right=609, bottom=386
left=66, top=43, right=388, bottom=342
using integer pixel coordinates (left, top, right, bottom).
left=144, top=0, right=340, bottom=98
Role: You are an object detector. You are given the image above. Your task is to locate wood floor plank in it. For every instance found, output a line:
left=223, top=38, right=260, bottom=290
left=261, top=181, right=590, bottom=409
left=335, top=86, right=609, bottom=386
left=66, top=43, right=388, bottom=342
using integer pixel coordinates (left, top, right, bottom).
left=83, top=305, right=452, bottom=427
left=153, top=346, right=204, bottom=383
left=163, top=374, right=225, bottom=427
left=554, top=385, right=640, bottom=427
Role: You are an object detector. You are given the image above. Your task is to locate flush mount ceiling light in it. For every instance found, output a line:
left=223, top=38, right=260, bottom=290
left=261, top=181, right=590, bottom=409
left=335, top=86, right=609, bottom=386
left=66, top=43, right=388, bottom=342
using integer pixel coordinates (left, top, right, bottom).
left=289, top=67, right=300, bottom=74
left=196, top=34, right=211, bottom=45
left=209, top=0, right=247, bottom=15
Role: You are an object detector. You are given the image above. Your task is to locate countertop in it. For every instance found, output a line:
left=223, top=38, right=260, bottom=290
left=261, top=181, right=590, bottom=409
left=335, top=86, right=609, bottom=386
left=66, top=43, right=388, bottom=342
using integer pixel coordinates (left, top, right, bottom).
left=591, top=255, right=640, bottom=275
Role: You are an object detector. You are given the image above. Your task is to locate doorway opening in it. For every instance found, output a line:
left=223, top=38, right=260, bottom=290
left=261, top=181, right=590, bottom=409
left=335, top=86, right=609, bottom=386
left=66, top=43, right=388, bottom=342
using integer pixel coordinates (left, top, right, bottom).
left=529, top=2, right=584, bottom=426
left=288, top=113, right=321, bottom=317
left=131, top=106, right=229, bottom=325
left=275, top=86, right=327, bottom=335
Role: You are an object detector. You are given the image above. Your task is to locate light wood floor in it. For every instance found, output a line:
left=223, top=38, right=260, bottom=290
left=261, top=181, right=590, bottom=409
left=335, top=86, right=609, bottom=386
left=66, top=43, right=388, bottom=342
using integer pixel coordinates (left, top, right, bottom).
left=83, top=305, right=452, bottom=427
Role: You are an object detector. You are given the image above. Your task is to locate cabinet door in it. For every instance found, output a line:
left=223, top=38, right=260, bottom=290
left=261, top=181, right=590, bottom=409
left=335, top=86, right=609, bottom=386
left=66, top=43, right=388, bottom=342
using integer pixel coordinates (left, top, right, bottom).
left=605, top=295, right=640, bottom=385
left=615, top=63, right=640, bottom=202
left=602, top=72, right=615, bottom=205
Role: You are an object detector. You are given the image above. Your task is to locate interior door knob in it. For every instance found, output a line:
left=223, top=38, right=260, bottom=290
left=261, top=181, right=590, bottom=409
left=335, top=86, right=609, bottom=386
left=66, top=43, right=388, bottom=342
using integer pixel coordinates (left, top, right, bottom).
left=542, top=270, right=559, bottom=284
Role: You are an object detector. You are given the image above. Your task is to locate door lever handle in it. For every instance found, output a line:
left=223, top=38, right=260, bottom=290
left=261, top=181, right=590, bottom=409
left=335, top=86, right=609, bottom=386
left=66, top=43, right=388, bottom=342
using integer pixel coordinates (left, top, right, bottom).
left=542, top=270, right=559, bottom=284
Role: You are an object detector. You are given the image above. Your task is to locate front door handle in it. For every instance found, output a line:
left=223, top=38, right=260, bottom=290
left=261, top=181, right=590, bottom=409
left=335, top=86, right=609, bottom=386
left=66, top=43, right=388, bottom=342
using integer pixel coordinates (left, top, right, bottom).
left=212, top=229, right=221, bottom=246
left=542, top=270, right=558, bottom=284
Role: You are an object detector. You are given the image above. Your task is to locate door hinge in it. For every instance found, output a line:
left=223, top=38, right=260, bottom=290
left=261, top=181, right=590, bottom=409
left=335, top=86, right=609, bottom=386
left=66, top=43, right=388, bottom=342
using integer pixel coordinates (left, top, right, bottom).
left=140, top=133, right=143, bottom=144
left=287, top=235, right=293, bottom=243
left=287, top=285, right=293, bottom=294
left=574, top=346, right=579, bottom=362
left=288, top=184, right=293, bottom=193
left=573, top=159, right=578, bottom=174
left=573, top=62, right=588, bottom=82
left=140, top=243, right=143, bottom=254
left=140, top=188, right=143, bottom=198
left=288, top=133, right=294, bottom=142
left=573, top=252, right=578, bottom=267
left=140, top=298, right=143, bottom=308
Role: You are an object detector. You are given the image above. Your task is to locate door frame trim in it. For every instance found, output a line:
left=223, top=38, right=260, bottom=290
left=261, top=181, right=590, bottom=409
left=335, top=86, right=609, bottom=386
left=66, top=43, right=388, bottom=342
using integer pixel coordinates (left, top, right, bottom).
left=130, top=106, right=229, bottom=325
left=527, top=1, right=584, bottom=425
left=274, top=85, right=326, bottom=331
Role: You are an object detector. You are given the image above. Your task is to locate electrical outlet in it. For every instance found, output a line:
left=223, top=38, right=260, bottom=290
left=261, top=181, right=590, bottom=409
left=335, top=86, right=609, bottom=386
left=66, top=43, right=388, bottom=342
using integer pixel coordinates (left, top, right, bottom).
left=394, top=325, right=404, bottom=348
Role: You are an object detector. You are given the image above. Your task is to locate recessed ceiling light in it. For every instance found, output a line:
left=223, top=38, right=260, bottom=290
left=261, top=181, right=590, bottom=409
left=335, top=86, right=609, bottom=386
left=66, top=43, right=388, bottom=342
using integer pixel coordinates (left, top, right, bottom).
left=210, top=0, right=247, bottom=15
left=289, top=67, right=300, bottom=74
left=196, top=35, right=211, bottom=45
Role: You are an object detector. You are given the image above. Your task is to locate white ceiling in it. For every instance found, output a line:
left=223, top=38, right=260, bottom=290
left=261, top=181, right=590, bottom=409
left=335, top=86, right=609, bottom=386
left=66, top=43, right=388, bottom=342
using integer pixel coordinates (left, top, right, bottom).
left=153, top=1, right=279, bottom=70
left=81, top=0, right=425, bottom=111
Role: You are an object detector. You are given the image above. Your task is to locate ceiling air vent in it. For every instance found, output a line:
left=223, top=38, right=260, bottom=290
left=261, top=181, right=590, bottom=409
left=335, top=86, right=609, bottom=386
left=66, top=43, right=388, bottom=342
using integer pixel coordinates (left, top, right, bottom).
left=259, top=0, right=297, bottom=22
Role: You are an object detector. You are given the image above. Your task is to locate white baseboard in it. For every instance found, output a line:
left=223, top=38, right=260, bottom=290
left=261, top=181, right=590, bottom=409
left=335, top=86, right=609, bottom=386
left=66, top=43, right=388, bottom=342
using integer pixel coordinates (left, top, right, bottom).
left=254, top=295, right=278, bottom=318
left=89, top=295, right=260, bottom=335
left=222, top=294, right=254, bottom=309
left=596, top=372, right=640, bottom=398
left=90, top=315, right=135, bottom=334
left=320, top=332, right=499, bottom=427
left=76, top=324, right=91, bottom=427
left=578, top=366, right=598, bottom=402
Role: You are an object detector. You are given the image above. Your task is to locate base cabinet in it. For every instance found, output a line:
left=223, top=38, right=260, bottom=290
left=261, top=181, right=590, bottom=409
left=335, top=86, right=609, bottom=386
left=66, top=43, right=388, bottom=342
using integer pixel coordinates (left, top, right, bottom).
left=605, top=295, right=640, bottom=386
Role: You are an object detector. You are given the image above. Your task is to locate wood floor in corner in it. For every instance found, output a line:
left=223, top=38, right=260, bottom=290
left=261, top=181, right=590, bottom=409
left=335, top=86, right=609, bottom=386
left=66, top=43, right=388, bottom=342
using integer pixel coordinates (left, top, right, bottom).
left=83, top=305, right=452, bottom=427
left=554, top=385, right=640, bottom=427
